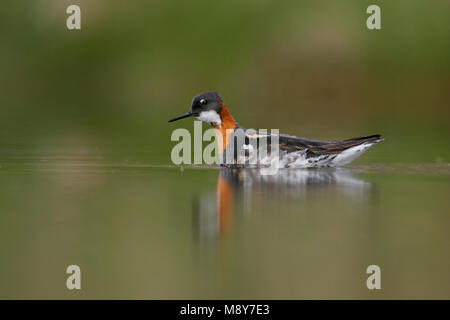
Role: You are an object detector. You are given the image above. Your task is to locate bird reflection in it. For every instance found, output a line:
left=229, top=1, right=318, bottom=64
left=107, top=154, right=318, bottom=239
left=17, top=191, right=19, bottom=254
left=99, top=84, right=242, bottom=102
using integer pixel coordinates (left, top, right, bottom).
left=193, top=168, right=371, bottom=244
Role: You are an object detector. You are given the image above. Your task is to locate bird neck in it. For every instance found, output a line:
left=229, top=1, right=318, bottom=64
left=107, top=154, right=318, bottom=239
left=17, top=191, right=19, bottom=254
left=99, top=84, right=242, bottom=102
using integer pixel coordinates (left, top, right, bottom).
left=212, top=101, right=237, bottom=153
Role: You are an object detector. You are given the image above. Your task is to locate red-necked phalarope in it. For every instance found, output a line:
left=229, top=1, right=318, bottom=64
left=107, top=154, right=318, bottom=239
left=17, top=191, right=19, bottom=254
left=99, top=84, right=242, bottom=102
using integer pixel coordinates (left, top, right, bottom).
left=169, top=91, right=383, bottom=168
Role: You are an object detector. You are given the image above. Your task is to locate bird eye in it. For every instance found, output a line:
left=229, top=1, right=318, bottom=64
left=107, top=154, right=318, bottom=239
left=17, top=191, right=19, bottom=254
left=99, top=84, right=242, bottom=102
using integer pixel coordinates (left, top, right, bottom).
left=200, top=99, right=207, bottom=105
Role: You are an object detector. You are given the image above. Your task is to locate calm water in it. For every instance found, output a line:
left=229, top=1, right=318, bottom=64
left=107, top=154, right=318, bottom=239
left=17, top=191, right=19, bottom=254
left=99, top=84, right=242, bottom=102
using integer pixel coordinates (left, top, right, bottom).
left=0, top=142, right=449, bottom=299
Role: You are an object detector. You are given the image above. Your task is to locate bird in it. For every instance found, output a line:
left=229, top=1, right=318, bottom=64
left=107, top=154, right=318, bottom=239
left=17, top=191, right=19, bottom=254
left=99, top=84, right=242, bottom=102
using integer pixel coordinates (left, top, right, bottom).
left=168, top=91, right=383, bottom=168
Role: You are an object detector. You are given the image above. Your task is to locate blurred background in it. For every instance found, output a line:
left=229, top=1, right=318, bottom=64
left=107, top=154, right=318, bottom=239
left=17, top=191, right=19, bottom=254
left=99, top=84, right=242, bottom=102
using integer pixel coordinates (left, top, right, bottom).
left=0, top=0, right=449, bottom=299
left=0, top=0, right=449, bottom=163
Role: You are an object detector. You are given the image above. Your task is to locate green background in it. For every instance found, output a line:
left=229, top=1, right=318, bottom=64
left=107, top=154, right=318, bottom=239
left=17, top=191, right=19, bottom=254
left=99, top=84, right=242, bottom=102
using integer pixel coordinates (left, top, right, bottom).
left=0, top=0, right=449, bottom=164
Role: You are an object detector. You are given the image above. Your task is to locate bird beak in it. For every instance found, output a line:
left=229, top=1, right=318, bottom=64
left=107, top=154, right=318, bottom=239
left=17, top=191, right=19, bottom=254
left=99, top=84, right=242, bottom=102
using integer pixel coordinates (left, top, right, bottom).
left=168, top=111, right=192, bottom=123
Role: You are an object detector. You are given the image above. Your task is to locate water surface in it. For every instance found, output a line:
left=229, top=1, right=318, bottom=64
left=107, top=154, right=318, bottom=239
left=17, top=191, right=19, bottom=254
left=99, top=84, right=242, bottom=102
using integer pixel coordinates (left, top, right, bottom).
left=0, top=146, right=449, bottom=299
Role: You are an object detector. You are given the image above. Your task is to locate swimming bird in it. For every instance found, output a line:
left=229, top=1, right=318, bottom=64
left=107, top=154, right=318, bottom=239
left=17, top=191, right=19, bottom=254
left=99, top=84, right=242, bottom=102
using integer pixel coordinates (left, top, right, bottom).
left=168, top=91, right=383, bottom=168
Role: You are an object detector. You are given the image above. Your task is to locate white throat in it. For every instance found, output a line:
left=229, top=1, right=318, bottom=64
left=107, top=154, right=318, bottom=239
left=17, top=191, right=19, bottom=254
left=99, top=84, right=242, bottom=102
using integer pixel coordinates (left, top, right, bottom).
left=195, top=110, right=222, bottom=127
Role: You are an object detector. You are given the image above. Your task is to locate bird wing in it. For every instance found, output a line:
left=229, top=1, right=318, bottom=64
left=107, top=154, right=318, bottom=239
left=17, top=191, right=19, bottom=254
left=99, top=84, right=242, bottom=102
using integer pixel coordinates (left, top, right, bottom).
left=277, top=134, right=382, bottom=158
left=233, top=130, right=382, bottom=163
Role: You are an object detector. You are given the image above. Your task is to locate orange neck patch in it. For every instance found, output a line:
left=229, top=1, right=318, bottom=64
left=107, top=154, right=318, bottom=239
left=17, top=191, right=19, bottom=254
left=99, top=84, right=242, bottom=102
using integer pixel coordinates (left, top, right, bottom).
left=213, top=101, right=237, bottom=153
